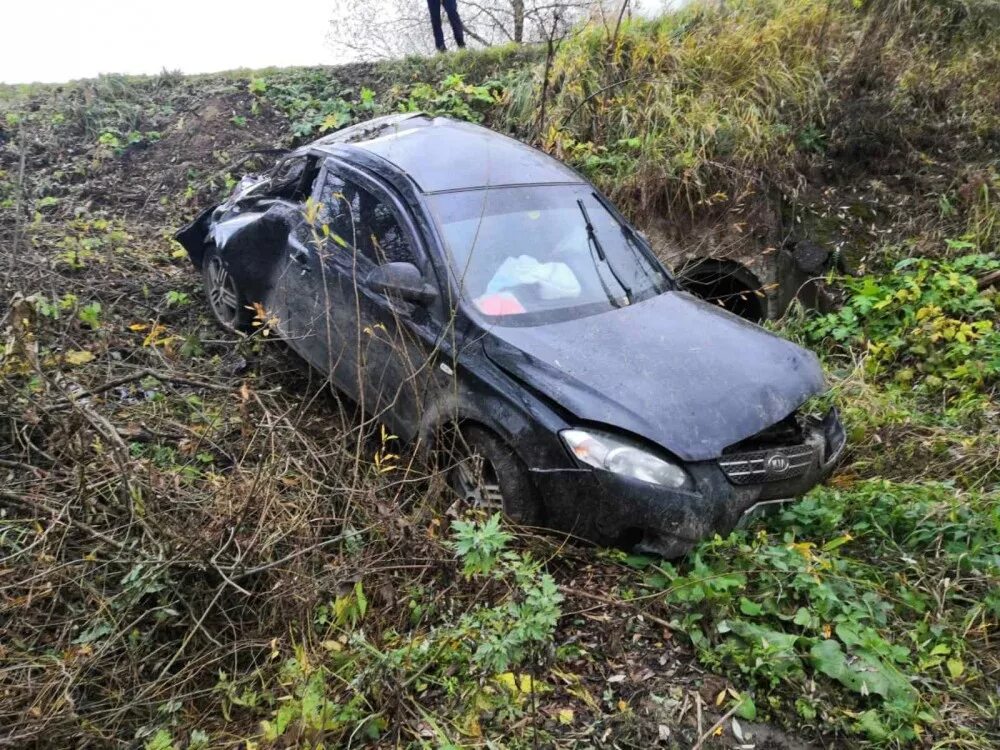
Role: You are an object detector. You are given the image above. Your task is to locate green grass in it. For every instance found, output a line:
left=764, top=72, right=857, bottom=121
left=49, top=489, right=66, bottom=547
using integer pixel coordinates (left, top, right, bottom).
left=532, top=0, right=842, bottom=220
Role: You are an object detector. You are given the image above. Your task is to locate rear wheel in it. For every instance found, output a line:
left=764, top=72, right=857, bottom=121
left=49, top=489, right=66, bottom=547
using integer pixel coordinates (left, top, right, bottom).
left=202, top=247, right=251, bottom=332
left=449, top=426, right=542, bottom=526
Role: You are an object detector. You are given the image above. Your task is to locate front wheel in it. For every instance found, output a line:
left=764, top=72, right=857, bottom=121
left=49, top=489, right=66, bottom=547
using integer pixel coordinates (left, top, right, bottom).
left=202, top=247, right=251, bottom=332
left=449, top=425, right=542, bottom=526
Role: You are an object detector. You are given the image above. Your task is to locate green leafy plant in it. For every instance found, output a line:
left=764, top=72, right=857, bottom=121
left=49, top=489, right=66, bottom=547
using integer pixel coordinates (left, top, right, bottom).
left=314, top=581, right=368, bottom=630
left=98, top=131, right=122, bottom=150
left=97, top=129, right=159, bottom=154
left=451, top=513, right=512, bottom=577
left=258, top=646, right=381, bottom=744
left=77, top=301, right=102, bottom=329
left=801, top=253, right=1000, bottom=394
left=451, top=514, right=563, bottom=672
left=796, top=124, right=827, bottom=153
left=247, top=70, right=380, bottom=138
left=54, top=215, right=131, bottom=269
left=143, top=729, right=176, bottom=750
left=644, top=479, right=999, bottom=743
left=164, top=290, right=190, bottom=307
left=401, top=74, right=503, bottom=123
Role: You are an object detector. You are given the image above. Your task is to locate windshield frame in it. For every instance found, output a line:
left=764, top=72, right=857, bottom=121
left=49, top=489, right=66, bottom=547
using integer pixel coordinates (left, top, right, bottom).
left=425, top=183, right=674, bottom=327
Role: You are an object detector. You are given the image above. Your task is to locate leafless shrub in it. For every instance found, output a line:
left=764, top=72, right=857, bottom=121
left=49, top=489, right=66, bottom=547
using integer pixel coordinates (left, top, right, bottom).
left=326, top=0, right=617, bottom=61
left=0, top=206, right=459, bottom=745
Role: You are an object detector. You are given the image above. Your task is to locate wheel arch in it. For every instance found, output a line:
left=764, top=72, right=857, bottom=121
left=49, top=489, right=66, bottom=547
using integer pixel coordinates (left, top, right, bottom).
left=418, top=396, right=516, bottom=459
left=417, top=387, right=566, bottom=471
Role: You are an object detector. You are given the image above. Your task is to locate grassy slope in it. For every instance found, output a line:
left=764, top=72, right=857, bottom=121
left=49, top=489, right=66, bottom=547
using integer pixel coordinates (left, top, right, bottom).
left=1, top=1, right=998, bottom=747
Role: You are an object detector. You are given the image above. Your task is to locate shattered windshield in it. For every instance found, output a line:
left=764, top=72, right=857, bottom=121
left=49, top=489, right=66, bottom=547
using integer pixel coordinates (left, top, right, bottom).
left=429, top=185, right=669, bottom=324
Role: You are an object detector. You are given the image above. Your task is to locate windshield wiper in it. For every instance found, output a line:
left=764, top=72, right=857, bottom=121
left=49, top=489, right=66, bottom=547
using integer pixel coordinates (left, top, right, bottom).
left=576, top=198, right=633, bottom=306
left=589, top=190, right=673, bottom=292
left=619, top=224, right=668, bottom=294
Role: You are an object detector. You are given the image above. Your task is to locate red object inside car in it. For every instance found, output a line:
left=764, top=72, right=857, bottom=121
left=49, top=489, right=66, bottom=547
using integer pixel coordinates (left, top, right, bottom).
left=475, top=292, right=527, bottom=316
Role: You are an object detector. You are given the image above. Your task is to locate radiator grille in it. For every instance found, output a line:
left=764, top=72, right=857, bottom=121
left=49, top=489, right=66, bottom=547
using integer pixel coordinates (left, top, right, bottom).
left=718, top=444, right=816, bottom=485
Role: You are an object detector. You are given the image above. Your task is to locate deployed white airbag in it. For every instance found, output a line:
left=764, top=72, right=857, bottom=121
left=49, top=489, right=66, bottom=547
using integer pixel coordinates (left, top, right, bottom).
left=486, top=255, right=581, bottom=300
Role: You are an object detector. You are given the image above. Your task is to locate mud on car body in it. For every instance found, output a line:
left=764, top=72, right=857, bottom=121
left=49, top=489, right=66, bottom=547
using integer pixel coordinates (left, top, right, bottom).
left=176, top=113, right=845, bottom=557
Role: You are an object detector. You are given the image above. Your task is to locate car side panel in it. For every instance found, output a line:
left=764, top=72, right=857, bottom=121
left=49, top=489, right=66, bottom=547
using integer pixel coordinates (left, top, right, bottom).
left=418, top=336, right=575, bottom=469
left=206, top=202, right=299, bottom=317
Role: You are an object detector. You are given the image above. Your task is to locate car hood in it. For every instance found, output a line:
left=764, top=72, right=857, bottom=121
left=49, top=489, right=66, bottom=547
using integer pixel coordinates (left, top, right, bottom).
left=482, top=291, right=826, bottom=462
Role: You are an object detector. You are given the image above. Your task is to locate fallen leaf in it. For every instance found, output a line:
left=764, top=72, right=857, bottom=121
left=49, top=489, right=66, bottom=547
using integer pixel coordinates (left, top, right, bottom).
left=732, top=717, right=745, bottom=741
left=64, top=350, right=95, bottom=365
left=566, top=684, right=600, bottom=710
left=496, top=672, right=518, bottom=693
left=464, top=715, right=482, bottom=737
left=947, top=657, right=964, bottom=679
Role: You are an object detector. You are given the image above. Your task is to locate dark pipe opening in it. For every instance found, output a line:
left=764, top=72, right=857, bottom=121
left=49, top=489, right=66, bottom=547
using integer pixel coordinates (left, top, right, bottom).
left=677, top=259, right=766, bottom=322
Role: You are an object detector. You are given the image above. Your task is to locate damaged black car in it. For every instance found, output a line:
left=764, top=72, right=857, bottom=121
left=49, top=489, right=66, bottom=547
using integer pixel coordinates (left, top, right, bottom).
left=176, top=113, right=845, bottom=557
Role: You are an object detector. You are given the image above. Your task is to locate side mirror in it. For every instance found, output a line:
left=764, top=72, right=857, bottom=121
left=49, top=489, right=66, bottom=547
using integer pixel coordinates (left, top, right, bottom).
left=366, top=262, right=437, bottom=305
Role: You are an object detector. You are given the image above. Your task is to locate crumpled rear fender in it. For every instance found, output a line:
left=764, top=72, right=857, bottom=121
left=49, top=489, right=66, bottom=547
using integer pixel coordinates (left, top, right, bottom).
left=174, top=204, right=217, bottom=269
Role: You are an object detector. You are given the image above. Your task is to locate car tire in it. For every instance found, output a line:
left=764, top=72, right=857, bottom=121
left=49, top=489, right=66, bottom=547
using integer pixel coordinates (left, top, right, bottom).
left=202, top=246, right=252, bottom=332
left=450, top=425, right=542, bottom=526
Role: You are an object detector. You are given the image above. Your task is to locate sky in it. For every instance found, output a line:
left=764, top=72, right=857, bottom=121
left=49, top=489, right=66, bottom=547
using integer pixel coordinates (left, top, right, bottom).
left=1, top=0, right=340, bottom=84
left=1, top=0, right=681, bottom=85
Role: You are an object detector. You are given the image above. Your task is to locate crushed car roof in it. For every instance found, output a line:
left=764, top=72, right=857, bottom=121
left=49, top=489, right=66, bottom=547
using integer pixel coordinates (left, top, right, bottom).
left=306, top=113, right=585, bottom=194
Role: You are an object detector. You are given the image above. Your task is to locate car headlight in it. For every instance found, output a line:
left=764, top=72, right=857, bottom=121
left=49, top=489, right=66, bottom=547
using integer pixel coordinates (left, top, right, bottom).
left=560, top=428, right=693, bottom=490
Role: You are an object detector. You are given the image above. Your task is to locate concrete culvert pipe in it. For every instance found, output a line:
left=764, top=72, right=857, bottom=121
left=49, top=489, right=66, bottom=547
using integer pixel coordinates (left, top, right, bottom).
left=676, top=259, right=766, bottom=323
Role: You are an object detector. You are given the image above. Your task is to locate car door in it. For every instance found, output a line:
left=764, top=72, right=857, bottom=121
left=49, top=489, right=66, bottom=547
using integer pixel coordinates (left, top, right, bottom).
left=324, top=163, right=443, bottom=440
left=272, top=159, right=362, bottom=390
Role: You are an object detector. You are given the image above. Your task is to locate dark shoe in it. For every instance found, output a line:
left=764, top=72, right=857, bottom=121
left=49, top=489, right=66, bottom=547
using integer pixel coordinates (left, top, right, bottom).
left=436, top=45, right=447, bottom=53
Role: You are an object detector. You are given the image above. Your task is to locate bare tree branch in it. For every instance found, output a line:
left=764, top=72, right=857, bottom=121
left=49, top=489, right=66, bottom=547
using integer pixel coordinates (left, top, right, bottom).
left=327, top=0, right=614, bottom=62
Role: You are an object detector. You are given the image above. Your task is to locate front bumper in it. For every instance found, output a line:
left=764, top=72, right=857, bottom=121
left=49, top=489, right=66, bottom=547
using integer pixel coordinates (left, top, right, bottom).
left=531, top=409, right=846, bottom=558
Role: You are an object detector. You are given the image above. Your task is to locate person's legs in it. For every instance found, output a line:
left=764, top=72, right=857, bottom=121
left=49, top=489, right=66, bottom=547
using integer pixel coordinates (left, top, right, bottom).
left=427, top=0, right=446, bottom=51
left=441, top=0, right=466, bottom=48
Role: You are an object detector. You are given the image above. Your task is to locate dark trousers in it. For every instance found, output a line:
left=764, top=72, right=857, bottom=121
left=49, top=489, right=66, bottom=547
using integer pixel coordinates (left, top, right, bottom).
left=427, top=0, right=465, bottom=51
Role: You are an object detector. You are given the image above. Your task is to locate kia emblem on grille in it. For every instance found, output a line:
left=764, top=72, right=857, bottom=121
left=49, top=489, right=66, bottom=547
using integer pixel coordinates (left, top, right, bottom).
left=765, top=453, right=791, bottom=475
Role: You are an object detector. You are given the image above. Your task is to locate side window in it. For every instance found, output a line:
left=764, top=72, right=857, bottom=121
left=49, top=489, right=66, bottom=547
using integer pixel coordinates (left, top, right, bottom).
left=291, top=166, right=343, bottom=246
left=366, top=198, right=415, bottom=266
left=272, top=154, right=321, bottom=202
left=316, top=170, right=348, bottom=231
left=336, top=181, right=417, bottom=266
left=309, top=168, right=417, bottom=268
